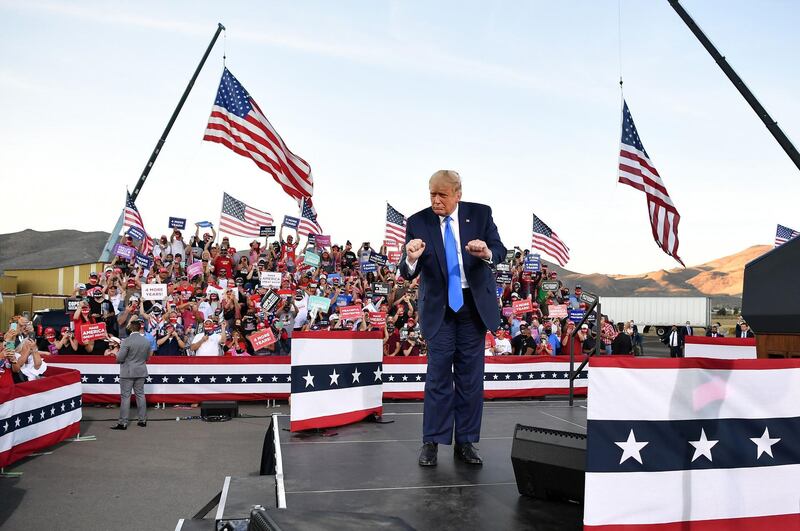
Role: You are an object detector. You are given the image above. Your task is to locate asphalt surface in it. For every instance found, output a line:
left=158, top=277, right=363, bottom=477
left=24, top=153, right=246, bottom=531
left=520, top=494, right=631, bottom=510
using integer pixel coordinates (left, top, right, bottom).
left=639, top=335, right=671, bottom=357
left=0, top=403, right=281, bottom=531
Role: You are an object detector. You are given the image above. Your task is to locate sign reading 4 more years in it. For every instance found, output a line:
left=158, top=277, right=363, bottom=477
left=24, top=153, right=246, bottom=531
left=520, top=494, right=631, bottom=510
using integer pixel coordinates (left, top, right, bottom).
left=141, top=283, right=167, bottom=301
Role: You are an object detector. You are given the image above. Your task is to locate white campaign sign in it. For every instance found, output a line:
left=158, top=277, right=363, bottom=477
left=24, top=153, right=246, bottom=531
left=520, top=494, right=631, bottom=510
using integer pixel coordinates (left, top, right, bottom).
left=141, top=283, right=167, bottom=301
left=260, top=271, right=282, bottom=289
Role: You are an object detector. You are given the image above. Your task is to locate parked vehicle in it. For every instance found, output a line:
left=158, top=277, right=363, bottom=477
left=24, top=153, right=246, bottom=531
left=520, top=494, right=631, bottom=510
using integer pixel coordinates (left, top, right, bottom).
left=599, top=297, right=711, bottom=337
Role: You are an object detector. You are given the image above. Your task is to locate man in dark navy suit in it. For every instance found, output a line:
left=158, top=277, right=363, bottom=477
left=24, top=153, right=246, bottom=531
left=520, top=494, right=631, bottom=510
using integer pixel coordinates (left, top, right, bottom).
left=399, top=170, right=506, bottom=467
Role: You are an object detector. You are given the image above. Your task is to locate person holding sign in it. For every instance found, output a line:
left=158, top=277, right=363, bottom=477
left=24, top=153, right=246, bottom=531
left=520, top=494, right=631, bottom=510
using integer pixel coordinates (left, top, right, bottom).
left=278, top=227, right=298, bottom=272
left=72, top=300, right=101, bottom=354
left=399, top=170, right=506, bottom=467
left=169, top=229, right=186, bottom=261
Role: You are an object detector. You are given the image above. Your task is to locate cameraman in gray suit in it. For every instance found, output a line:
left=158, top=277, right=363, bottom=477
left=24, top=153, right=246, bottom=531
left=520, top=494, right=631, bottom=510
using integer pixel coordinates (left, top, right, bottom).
left=110, top=316, right=152, bottom=430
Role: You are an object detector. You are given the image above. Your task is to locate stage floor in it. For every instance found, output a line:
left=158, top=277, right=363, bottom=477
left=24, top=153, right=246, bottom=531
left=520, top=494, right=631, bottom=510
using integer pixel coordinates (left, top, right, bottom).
left=277, top=399, right=586, bottom=530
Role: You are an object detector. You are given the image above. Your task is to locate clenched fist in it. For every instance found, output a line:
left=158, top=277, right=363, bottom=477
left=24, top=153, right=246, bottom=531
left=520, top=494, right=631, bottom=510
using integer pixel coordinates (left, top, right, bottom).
left=405, top=239, right=426, bottom=262
left=465, top=239, right=491, bottom=260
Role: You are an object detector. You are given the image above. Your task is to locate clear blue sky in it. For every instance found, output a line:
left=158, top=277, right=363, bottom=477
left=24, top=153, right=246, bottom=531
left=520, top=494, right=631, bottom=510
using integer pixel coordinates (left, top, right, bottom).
left=1, top=0, right=798, bottom=274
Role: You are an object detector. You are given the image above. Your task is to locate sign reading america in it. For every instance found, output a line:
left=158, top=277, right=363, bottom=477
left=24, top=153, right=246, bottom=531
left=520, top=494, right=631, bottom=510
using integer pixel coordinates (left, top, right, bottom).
left=290, top=331, right=383, bottom=432
left=584, top=357, right=800, bottom=530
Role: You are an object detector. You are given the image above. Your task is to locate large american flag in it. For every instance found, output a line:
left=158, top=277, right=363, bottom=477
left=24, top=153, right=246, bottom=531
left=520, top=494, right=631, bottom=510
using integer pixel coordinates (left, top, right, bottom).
left=775, top=224, right=799, bottom=247
left=204, top=68, right=314, bottom=203
left=384, top=203, right=406, bottom=243
left=123, top=192, right=153, bottom=255
left=532, top=214, right=570, bottom=267
left=297, top=197, right=322, bottom=237
left=219, top=192, right=273, bottom=237
left=618, top=100, right=684, bottom=266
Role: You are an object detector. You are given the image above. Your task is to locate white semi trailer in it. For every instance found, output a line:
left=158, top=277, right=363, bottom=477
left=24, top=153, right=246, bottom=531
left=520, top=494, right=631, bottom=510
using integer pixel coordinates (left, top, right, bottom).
left=598, top=296, right=712, bottom=337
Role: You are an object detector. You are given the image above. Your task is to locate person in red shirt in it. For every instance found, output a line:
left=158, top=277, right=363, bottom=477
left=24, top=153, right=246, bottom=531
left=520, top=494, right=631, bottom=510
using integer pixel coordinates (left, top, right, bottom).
left=400, top=331, right=422, bottom=356
left=72, top=301, right=99, bottom=353
left=225, top=329, right=249, bottom=356
left=213, top=249, right=234, bottom=279
left=281, top=235, right=297, bottom=269
left=383, top=323, right=401, bottom=356
left=561, top=321, right=586, bottom=358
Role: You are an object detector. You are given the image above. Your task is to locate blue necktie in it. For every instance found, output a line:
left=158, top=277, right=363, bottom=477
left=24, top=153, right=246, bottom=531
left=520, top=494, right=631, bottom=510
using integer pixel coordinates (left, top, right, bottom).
left=444, top=216, right=463, bottom=312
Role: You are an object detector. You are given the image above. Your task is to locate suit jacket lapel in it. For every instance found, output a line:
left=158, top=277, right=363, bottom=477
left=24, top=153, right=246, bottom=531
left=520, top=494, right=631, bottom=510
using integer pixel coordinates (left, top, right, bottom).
left=457, top=202, right=472, bottom=269
left=426, top=208, right=447, bottom=278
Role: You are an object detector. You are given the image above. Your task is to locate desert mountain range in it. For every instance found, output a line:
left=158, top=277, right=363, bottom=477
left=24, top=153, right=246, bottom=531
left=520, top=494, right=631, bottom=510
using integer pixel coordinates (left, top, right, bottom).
left=0, top=230, right=767, bottom=306
left=544, top=245, right=769, bottom=307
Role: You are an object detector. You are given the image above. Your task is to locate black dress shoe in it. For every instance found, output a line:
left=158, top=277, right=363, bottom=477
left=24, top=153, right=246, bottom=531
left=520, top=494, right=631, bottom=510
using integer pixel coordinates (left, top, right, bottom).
left=418, top=442, right=438, bottom=467
left=454, top=443, right=483, bottom=465
left=110, top=424, right=127, bottom=430
left=137, top=421, right=147, bottom=427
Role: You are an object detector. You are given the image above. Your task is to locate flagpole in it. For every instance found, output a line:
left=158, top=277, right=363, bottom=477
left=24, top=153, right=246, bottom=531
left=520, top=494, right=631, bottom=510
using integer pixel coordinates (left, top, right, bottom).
left=99, top=210, right=126, bottom=263
left=99, top=23, right=225, bottom=262
left=217, top=192, right=225, bottom=244
left=130, top=22, right=225, bottom=202
left=667, top=0, right=800, bottom=172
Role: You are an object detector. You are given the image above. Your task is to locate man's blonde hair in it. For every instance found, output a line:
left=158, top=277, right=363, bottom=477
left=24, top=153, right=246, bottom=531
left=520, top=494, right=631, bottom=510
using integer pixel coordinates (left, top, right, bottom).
left=429, top=170, right=462, bottom=193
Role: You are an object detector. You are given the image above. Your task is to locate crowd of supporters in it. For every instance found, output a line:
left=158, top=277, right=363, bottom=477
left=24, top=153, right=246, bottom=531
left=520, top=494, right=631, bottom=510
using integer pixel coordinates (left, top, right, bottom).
left=5, top=225, right=746, bottom=370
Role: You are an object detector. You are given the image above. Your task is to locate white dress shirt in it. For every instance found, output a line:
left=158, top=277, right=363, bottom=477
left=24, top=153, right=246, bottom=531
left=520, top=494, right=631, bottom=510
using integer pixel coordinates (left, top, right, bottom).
left=405, top=204, right=477, bottom=288
left=438, top=205, right=468, bottom=288
left=669, top=331, right=679, bottom=347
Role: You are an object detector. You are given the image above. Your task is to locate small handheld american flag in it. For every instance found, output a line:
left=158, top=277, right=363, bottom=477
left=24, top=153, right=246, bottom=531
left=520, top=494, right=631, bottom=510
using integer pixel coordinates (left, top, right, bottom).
left=385, top=203, right=406, bottom=244
left=123, top=192, right=153, bottom=255
left=775, top=224, right=800, bottom=247
left=219, top=192, right=273, bottom=238
left=297, top=197, right=322, bottom=237
left=531, top=214, right=570, bottom=267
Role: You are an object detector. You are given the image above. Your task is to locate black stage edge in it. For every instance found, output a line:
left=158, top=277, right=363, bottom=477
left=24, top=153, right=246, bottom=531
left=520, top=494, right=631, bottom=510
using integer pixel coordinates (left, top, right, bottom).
left=177, top=401, right=586, bottom=530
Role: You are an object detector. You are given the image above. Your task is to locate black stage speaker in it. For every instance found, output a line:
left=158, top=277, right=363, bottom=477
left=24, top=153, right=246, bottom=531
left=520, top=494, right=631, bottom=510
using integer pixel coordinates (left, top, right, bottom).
left=248, top=507, right=413, bottom=531
left=201, top=400, right=239, bottom=421
left=511, top=424, right=586, bottom=503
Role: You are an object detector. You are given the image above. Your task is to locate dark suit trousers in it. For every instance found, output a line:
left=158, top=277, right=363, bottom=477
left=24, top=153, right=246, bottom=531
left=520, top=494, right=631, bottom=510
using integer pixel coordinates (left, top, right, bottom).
left=423, top=289, right=485, bottom=445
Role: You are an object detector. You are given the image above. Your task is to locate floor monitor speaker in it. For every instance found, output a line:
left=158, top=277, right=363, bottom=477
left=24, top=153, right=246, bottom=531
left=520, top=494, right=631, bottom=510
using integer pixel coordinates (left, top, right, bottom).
left=511, top=423, right=586, bottom=503
left=201, top=400, right=239, bottom=421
